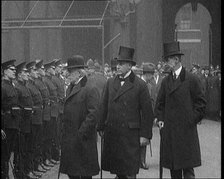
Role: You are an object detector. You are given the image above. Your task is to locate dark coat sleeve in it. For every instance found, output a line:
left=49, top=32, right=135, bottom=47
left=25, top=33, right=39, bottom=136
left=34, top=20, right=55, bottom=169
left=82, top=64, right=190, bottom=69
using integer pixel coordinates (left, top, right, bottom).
left=97, top=79, right=109, bottom=131
left=78, top=86, right=100, bottom=139
left=139, top=80, right=154, bottom=139
left=189, top=75, right=207, bottom=124
left=155, top=77, right=166, bottom=121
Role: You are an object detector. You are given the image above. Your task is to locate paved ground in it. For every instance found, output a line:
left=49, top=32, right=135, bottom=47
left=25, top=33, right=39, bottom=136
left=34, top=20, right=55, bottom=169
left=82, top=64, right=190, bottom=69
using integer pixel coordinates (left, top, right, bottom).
left=9, top=119, right=221, bottom=178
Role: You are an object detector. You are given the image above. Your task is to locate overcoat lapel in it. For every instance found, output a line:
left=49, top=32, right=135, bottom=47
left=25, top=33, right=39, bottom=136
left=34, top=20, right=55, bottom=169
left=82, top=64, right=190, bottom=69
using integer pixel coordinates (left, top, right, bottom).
left=169, top=67, right=186, bottom=95
left=113, top=72, right=135, bottom=101
left=113, top=76, right=121, bottom=92
left=65, top=83, right=81, bottom=102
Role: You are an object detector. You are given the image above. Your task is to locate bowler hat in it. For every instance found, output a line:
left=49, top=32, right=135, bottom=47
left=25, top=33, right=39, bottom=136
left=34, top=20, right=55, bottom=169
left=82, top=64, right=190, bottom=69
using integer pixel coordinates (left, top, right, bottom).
left=143, top=63, right=155, bottom=74
left=2, top=59, right=16, bottom=70
left=16, top=62, right=27, bottom=75
left=26, top=61, right=36, bottom=71
left=163, top=41, right=184, bottom=60
left=117, top=46, right=136, bottom=66
left=66, top=55, right=87, bottom=69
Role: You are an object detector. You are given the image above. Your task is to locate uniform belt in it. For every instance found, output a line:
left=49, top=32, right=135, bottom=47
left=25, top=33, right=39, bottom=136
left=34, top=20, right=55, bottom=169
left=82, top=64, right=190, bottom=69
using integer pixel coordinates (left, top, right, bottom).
left=12, top=107, right=21, bottom=110
left=24, top=107, right=33, bottom=111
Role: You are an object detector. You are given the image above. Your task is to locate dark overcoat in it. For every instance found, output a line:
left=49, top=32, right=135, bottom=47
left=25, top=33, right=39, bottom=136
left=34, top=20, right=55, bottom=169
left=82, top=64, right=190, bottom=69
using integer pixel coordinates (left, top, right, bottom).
left=98, top=71, right=154, bottom=175
left=59, top=76, right=100, bottom=177
left=155, top=67, right=206, bottom=170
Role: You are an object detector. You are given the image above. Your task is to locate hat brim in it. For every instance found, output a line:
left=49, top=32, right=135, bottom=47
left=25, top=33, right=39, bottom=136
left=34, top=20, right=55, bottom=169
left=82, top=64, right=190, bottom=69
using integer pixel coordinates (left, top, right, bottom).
left=117, top=59, right=136, bottom=66
left=163, top=52, right=184, bottom=60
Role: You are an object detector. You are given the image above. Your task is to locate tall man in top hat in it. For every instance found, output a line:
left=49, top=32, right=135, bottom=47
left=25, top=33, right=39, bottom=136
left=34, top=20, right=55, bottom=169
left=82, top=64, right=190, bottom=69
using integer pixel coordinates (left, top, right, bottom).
left=1, top=59, right=20, bottom=179
left=155, top=41, right=206, bottom=179
left=59, top=55, right=100, bottom=179
left=97, top=46, right=154, bottom=179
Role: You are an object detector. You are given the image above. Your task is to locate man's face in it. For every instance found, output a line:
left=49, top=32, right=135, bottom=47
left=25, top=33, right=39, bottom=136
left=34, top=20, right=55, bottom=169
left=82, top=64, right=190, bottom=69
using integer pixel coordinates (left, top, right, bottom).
left=30, top=69, right=38, bottom=79
left=55, top=66, right=62, bottom=74
left=117, top=61, right=132, bottom=75
left=67, top=69, right=80, bottom=84
left=5, top=66, right=16, bottom=79
left=19, top=71, right=29, bottom=81
left=37, top=68, right=45, bottom=76
left=47, top=67, right=55, bottom=76
left=166, top=56, right=177, bottom=70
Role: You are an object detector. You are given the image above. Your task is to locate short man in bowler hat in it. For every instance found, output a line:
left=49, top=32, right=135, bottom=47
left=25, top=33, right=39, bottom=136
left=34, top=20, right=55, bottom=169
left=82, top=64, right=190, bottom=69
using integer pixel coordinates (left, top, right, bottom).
left=59, top=55, right=100, bottom=179
left=155, top=41, right=206, bottom=179
left=97, top=46, right=154, bottom=179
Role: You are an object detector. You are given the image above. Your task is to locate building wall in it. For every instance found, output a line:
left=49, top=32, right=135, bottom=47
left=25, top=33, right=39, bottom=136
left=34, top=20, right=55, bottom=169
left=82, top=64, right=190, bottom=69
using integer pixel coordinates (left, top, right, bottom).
left=162, top=0, right=221, bottom=66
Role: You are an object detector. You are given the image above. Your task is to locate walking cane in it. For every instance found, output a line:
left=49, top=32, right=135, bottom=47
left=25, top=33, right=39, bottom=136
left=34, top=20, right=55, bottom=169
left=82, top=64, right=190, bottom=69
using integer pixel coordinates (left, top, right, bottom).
left=100, top=132, right=104, bottom=179
left=149, top=141, right=152, bottom=157
left=159, top=128, right=163, bottom=179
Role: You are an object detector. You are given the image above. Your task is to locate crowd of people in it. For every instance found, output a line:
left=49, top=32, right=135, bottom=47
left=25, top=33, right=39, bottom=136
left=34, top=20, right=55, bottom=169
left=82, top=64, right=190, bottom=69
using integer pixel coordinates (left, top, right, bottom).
left=1, top=41, right=221, bottom=179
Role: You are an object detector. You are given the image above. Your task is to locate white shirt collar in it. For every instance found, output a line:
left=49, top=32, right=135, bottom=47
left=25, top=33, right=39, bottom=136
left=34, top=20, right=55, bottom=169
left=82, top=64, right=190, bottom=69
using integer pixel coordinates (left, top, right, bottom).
left=75, top=76, right=84, bottom=85
left=174, top=66, right=182, bottom=77
left=124, top=70, right=132, bottom=79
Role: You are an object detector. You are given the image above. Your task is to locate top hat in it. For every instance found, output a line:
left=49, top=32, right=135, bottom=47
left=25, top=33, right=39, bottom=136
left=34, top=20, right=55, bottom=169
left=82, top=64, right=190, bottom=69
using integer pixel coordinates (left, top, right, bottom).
left=142, top=63, right=155, bottom=74
left=2, top=59, right=16, bottom=70
left=26, top=61, right=37, bottom=71
left=44, top=61, right=55, bottom=69
left=66, top=55, right=87, bottom=69
left=163, top=41, right=184, bottom=60
left=16, top=62, right=27, bottom=74
left=117, top=46, right=136, bottom=66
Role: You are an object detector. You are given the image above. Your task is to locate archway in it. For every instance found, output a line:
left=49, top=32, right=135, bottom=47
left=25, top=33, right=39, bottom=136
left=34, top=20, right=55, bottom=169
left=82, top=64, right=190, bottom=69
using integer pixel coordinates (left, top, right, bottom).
left=175, top=3, right=212, bottom=69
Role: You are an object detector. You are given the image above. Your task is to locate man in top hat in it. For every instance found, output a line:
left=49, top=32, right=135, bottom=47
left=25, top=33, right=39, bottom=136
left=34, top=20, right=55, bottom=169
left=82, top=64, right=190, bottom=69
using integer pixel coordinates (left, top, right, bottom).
left=42, top=61, right=60, bottom=166
left=1, top=59, right=21, bottom=179
left=155, top=41, right=206, bottom=179
left=25, top=61, right=44, bottom=178
left=59, top=55, right=100, bottom=179
left=97, top=46, right=154, bottom=179
left=33, top=60, right=52, bottom=171
left=14, top=62, right=39, bottom=178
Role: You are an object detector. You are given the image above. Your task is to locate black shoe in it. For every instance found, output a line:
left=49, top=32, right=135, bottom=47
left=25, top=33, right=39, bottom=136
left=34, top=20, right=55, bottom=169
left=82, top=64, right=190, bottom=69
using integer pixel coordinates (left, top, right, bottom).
left=140, top=162, right=149, bottom=170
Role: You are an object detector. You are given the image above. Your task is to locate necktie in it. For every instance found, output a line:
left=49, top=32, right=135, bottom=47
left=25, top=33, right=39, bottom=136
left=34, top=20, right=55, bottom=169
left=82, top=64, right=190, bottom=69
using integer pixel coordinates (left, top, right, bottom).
left=173, top=73, right=176, bottom=80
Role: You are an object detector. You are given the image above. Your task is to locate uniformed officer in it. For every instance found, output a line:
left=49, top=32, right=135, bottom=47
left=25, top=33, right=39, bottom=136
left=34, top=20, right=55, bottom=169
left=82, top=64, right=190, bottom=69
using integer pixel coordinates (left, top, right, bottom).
left=14, top=62, right=40, bottom=178
left=34, top=60, right=52, bottom=171
left=42, top=61, right=59, bottom=165
left=1, top=59, right=20, bottom=179
left=26, top=61, right=44, bottom=178
left=51, top=59, right=66, bottom=160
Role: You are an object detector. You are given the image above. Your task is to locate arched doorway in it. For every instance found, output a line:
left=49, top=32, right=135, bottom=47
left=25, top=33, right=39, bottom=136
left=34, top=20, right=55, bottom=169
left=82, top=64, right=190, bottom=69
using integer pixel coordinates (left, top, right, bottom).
left=175, top=3, right=212, bottom=70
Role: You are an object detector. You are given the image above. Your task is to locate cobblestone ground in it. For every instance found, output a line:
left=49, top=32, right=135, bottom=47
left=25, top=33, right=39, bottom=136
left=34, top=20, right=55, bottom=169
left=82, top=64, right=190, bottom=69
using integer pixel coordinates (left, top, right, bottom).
left=9, top=119, right=221, bottom=178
